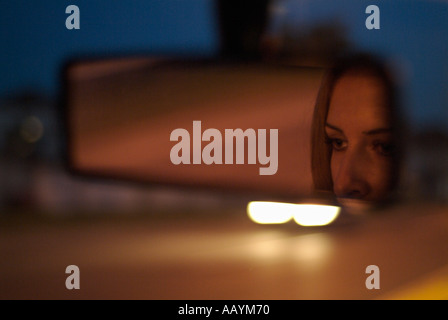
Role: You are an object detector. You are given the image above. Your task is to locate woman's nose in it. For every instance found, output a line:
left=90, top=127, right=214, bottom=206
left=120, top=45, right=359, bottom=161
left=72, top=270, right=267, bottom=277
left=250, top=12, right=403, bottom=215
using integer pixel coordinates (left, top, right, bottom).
left=332, top=148, right=371, bottom=199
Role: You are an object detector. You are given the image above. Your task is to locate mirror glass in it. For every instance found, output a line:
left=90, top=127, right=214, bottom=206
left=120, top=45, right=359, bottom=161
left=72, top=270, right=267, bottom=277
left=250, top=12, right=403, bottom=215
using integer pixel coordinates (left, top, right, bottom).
left=310, top=54, right=403, bottom=212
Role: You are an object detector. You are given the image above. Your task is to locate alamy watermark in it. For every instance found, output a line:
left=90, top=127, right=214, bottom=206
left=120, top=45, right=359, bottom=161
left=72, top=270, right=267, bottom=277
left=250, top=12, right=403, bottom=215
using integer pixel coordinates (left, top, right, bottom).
left=65, top=265, right=80, bottom=290
left=66, top=5, right=80, bottom=30
left=170, top=121, right=278, bottom=176
left=366, top=5, right=380, bottom=30
left=365, top=265, right=380, bottom=289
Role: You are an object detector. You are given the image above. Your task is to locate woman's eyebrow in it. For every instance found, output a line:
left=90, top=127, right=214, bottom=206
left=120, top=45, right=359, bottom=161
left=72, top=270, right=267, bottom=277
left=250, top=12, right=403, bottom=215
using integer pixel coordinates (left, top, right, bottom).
left=325, top=123, right=343, bottom=132
left=363, top=128, right=392, bottom=135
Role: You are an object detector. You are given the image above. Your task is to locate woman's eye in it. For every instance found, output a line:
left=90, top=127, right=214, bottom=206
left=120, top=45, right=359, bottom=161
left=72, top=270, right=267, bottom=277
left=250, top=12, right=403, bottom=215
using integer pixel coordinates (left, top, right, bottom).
left=373, top=142, right=396, bottom=157
left=326, top=138, right=347, bottom=151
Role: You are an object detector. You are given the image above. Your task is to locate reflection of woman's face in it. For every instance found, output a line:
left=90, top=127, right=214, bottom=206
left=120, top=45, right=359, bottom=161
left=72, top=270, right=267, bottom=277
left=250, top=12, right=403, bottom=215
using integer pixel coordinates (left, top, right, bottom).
left=325, top=71, right=395, bottom=206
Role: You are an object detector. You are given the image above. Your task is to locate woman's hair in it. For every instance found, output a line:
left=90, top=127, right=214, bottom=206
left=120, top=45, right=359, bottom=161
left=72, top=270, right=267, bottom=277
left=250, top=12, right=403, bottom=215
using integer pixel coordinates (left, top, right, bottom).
left=311, top=53, right=403, bottom=197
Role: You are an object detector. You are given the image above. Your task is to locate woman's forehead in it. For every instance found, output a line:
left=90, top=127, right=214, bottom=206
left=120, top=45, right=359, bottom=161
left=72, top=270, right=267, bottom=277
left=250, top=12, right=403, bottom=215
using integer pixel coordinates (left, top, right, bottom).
left=327, top=72, right=391, bottom=130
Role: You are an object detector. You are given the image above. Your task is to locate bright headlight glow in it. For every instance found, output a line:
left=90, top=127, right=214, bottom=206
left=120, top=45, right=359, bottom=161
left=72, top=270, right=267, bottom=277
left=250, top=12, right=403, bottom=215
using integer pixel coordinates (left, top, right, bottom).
left=247, top=201, right=294, bottom=224
left=247, top=201, right=340, bottom=226
left=292, top=204, right=340, bottom=226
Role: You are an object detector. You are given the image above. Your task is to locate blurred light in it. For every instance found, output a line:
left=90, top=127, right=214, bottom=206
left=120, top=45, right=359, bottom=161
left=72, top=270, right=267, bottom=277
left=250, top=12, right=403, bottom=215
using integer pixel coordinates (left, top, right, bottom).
left=269, top=2, right=288, bottom=16
left=247, top=201, right=340, bottom=226
left=247, top=201, right=293, bottom=224
left=292, top=204, right=340, bottom=226
left=292, top=233, right=333, bottom=269
left=20, top=116, right=44, bottom=143
left=336, top=198, right=372, bottom=215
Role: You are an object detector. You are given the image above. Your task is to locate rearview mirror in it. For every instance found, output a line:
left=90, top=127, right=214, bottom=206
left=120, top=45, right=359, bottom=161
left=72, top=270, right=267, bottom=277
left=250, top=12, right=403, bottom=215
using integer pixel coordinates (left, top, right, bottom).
left=65, top=50, right=423, bottom=217
left=63, top=57, right=324, bottom=201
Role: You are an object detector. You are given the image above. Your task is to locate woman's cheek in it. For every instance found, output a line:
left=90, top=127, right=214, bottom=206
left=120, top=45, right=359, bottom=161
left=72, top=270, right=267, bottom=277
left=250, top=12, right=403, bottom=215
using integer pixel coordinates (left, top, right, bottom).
left=370, top=156, right=394, bottom=198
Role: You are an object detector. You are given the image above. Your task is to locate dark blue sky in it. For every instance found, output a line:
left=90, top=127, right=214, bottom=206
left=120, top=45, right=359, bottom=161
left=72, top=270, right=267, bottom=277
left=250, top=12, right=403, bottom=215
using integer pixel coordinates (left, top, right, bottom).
left=1, top=0, right=447, bottom=130
left=0, top=0, right=219, bottom=96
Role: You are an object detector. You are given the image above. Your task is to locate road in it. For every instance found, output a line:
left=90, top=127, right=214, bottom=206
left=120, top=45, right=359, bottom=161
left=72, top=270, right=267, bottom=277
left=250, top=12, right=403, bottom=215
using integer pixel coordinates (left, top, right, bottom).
left=1, top=201, right=447, bottom=300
